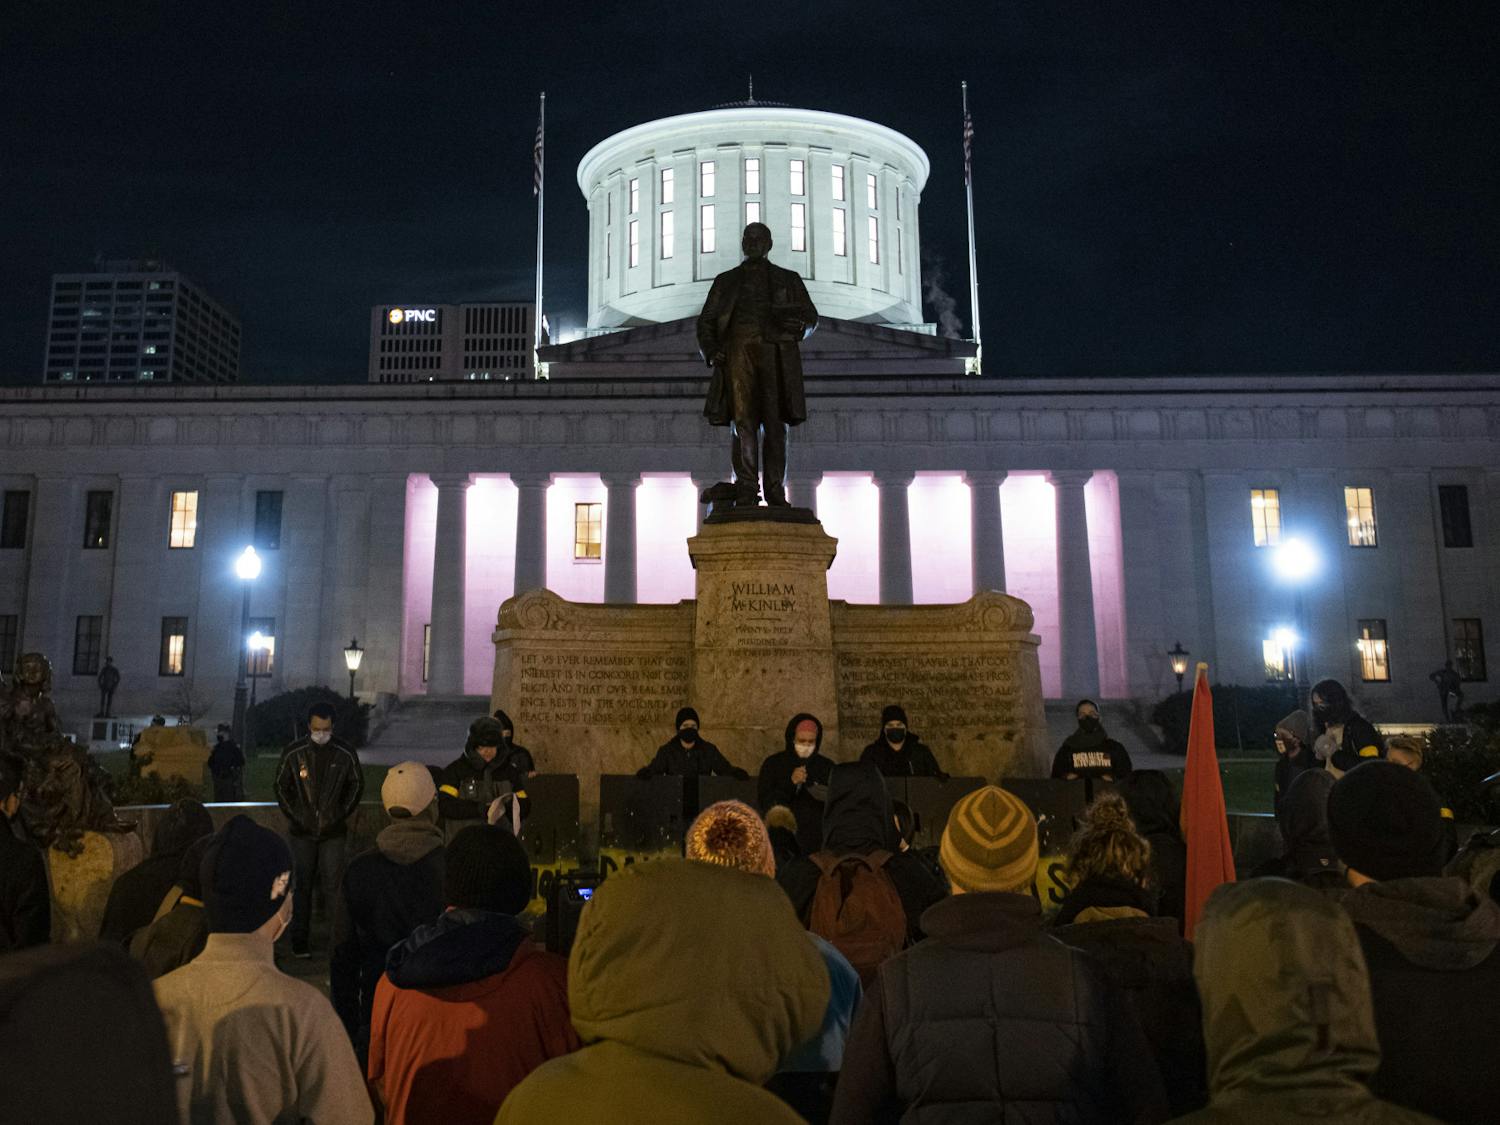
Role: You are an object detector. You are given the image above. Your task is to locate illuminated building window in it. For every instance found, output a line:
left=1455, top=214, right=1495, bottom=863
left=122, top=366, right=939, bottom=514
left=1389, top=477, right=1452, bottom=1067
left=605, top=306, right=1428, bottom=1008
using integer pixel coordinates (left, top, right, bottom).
left=574, top=502, right=603, bottom=560
left=628, top=177, right=639, bottom=214
left=868, top=215, right=879, bottom=264
left=660, top=211, right=674, bottom=259
left=248, top=617, right=275, bottom=677
left=1357, top=619, right=1390, bottom=683
left=700, top=205, right=715, bottom=254
left=745, top=201, right=760, bottom=226
left=660, top=166, right=674, bottom=205
left=628, top=219, right=639, bottom=268
left=159, top=616, right=187, bottom=676
left=1263, top=636, right=1294, bottom=682
left=832, top=163, right=845, bottom=201
left=1344, top=486, right=1377, bottom=547
left=744, top=157, right=760, bottom=195
left=700, top=160, right=715, bottom=198
left=789, top=158, right=805, bottom=196
left=867, top=171, right=878, bottom=210
left=832, top=208, right=847, bottom=257
left=1250, top=488, right=1281, bottom=547
left=1454, top=618, right=1487, bottom=681
left=168, top=490, right=198, bottom=549
left=790, top=203, right=806, bottom=252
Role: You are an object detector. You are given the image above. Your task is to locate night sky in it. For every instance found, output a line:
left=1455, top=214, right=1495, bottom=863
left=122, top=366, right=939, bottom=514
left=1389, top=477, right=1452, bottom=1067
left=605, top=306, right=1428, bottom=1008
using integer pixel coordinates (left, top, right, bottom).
left=3, top=2, right=1498, bottom=385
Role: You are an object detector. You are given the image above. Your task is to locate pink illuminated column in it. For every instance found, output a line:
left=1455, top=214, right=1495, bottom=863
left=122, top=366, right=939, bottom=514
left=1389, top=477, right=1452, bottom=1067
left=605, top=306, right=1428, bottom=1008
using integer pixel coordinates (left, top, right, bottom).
left=965, top=469, right=1007, bottom=594
left=511, top=471, right=550, bottom=595
left=426, top=472, right=472, bottom=696
left=602, top=471, right=640, bottom=603
left=873, top=469, right=915, bottom=605
left=1049, top=469, right=1100, bottom=700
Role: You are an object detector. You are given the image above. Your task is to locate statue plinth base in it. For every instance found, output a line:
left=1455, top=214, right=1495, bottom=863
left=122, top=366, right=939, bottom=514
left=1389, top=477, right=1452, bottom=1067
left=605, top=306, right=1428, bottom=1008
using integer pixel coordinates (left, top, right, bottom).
left=48, top=830, right=145, bottom=942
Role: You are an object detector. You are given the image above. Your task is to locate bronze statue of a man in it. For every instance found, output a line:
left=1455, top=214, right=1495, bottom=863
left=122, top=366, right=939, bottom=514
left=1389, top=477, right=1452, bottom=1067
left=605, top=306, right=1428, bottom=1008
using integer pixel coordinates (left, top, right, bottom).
left=696, top=222, right=818, bottom=507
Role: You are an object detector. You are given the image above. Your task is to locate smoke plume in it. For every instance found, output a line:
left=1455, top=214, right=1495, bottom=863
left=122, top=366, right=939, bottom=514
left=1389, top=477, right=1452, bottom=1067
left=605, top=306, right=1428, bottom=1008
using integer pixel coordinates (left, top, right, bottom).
left=922, top=251, right=965, bottom=339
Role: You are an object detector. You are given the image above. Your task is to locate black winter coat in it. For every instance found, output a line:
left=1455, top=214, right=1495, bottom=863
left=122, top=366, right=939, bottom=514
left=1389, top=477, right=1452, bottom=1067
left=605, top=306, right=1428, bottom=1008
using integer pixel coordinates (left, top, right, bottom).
left=637, top=737, right=747, bottom=779
left=0, top=810, right=50, bottom=951
left=274, top=737, right=363, bottom=839
left=858, top=736, right=948, bottom=780
left=830, top=893, right=1169, bottom=1125
left=758, top=714, right=834, bottom=855
left=97, top=800, right=214, bottom=946
left=1326, top=713, right=1386, bottom=773
left=1118, top=771, right=1187, bottom=927
left=438, top=745, right=533, bottom=826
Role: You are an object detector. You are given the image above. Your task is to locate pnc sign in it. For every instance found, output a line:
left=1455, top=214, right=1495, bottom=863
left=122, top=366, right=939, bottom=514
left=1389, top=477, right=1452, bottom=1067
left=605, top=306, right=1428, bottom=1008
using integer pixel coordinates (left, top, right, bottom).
left=388, top=307, right=436, bottom=324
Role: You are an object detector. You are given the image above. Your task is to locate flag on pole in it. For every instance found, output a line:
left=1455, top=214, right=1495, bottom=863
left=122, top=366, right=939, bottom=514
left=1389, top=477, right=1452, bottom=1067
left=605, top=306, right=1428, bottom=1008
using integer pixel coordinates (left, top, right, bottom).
left=1180, top=663, right=1236, bottom=939
left=962, top=101, right=974, bottom=185
left=533, top=114, right=544, bottom=197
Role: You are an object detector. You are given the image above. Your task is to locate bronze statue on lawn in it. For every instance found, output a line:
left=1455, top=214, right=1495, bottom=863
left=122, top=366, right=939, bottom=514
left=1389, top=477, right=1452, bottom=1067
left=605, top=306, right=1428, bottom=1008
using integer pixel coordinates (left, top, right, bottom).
left=696, top=222, right=818, bottom=508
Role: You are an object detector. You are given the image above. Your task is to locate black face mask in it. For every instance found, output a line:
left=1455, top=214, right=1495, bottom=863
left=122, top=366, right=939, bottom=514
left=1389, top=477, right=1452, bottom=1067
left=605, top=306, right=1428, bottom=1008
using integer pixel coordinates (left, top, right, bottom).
left=1312, top=706, right=1332, bottom=726
left=1079, top=716, right=1103, bottom=733
left=502, top=733, right=513, bottom=744
left=886, top=728, right=907, bottom=746
left=679, top=728, right=699, bottom=745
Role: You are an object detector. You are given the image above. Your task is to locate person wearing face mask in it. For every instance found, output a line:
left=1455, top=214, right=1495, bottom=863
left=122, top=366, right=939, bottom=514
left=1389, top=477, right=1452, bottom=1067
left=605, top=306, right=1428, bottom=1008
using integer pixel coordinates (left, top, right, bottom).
left=1310, top=678, right=1386, bottom=776
left=439, top=717, right=531, bottom=841
left=859, top=705, right=949, bottom=780
left=758, top=714, right=834, bottom=854
left=1050, top=700, right=1133, bottom=802
left=154, top=815, right=374, bottom=1125
left=274, top=702, right=365, bottom=958
left=493, top=708, right=538, bottom=779
left=637, top=707, right=749, bottom=779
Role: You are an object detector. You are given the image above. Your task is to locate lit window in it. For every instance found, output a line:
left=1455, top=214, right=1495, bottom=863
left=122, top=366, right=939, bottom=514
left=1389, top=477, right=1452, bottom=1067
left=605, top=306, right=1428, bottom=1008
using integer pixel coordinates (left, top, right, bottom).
left=868, top=215, right=879, bottom=263
left=248, top=617, right=275, bottom=676
left=832, top=163, right=845, bottom=201
left=168, top=490, right=198, bottom=549
left=660, top=167, right=674, bottom=205
left=790, top=203, right=806, bottom=252
left=1250, top=488, right=1281, bottom=547
left=745, top=201, right=760, bottom=226
left=700, top=160, right=715, bottom=198
left=628, top=219, right=639, bottom=268
left=574, top=502, right=602, bottom=560
left=144, top=345, right=156, bottom=354
left=628, top=178, right=639, bottom=214
left=867, top=172, right=878, bottom=210
left=660, top=211, right=674, bottom=259
left=700, top=204, right=716, bottom=254
left=744, top=157, right=760, bottom=195
left=832, top=209, right=847, bottom=257
left=1263, top=637, right=1294, bottom=682
left=1344, top=486, right=1377, bottom=547
left=159, top=617, right=187, bottom=676
left=1357, top=619, right=1390, bottom=682
left=1454, top=618, right=1487, bottom=681
left=789, top=158, right=805, bottom=196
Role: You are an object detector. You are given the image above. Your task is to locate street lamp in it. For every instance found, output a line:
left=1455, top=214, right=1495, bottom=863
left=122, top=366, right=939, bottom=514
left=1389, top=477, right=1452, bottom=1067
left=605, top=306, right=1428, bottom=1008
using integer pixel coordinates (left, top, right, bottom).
left=1168, top=641, right=1190, bottom=693
left=1272, top=537, right=1319, bottom=708
left=343, top=637, right=364, bottom=700
left=230, top=546, right=262, bottom=751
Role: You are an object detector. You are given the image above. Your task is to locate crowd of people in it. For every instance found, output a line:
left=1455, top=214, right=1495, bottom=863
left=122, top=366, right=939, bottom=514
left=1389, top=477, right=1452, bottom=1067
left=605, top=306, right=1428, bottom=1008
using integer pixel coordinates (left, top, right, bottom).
left=3, top=679, right=1499, bottom=1123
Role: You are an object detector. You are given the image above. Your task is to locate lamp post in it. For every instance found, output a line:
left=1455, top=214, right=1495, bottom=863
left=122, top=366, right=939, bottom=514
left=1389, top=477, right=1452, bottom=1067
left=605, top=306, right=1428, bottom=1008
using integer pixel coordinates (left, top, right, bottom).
left=1168, top=641, right=1190, bottom=693
left=230, top=546, right=262, bottom=752
left=343, top=637, right=364, bottom=701
left=1272, top=536, right=1319, bottom=710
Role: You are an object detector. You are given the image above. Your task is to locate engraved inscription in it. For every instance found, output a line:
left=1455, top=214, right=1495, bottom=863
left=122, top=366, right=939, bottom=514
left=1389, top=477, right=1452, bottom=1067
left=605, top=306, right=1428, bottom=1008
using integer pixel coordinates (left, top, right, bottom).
left=726, top=576, right=799, bottom=643
left=515, top=651, right=689, bottom=726
left=837, top=650, right=1017, bottom=729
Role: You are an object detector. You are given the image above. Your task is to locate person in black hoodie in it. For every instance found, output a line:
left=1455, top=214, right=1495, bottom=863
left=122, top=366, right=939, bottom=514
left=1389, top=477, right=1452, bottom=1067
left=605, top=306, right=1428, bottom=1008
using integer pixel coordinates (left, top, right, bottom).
left=637, top=707, right=748, bottom=779
left=1050, top=699, right=1133, bottom=801
left=778, top=762, right=947, bottom=946
left=858, top=705, right=948, bottom=779
left=98, top=797, right=214, bottom=947
left=1248, top=767, right=1344, bottom=889
left=129, top=834, right=213, bottom=980
left=440, top=716, right=531, bottom=840
left=1311, top=678, right=1386, bottom=774
left=1272, top=709, right=1317, bottom=820
left=758, top=713, right=833, bottom=854
left=1116, top=769, right=1187, bottom=926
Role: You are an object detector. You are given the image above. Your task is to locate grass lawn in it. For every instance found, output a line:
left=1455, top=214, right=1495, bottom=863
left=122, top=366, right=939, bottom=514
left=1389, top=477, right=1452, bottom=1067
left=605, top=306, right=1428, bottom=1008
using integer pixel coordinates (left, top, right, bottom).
left=95, top=750, right=389, bottom=804
left=1161, top=757, right=1274, bottom=817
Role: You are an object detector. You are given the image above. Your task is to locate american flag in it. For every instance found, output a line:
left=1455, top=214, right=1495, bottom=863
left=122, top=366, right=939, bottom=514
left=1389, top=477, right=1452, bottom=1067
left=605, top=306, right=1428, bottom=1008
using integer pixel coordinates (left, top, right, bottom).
left=963, top=104, right=974, bottom=185
left=533, top=114, right=544, bottom=197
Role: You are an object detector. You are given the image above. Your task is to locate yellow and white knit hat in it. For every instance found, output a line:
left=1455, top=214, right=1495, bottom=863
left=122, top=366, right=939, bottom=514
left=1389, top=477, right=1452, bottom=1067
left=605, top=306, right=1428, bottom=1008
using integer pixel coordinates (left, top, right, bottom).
left=939, top=785, right=1039, bottom=894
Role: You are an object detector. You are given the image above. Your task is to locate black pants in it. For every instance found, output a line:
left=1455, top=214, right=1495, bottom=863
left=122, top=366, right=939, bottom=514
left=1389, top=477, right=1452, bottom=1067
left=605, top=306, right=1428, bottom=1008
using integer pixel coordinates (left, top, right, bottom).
left=289, top=833, right=346, bottom=951
left=725, top=335, right=788, bottom=503
left=98, top=689, right=114, bottom=717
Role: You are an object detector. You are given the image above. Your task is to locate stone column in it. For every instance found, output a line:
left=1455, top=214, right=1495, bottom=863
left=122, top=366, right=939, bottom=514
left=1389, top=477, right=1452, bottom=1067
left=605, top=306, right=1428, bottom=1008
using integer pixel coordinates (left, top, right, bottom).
left=965, top=470, right=1007, bottom=594
left=690, top=472, right=718, bottom=530
left=873, top=470, right=915, bottom=605
left=511, top=471, right=551, bottom=594
left=1049, top=470, right=1100, bottom=699
left=426, top=473, right=472, bottom=696
left=787, top=469, right=823, bottom=516
left=601, top=471, right=640, bottom=604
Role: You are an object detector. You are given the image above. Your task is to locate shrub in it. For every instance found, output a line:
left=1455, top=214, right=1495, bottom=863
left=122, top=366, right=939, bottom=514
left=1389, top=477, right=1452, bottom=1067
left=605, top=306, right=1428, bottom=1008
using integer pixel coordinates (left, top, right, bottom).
left=1151, top=683, right=1300, bottom=756
left=246, top=686, right=369, bottom=753
left=1423, top=725, right=1500, bottom=825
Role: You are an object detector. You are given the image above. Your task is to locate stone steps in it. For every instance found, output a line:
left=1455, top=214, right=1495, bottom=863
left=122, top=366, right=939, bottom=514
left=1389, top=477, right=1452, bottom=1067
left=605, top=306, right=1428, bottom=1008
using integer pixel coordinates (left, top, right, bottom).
left=358, top=695, right=493, bottom=766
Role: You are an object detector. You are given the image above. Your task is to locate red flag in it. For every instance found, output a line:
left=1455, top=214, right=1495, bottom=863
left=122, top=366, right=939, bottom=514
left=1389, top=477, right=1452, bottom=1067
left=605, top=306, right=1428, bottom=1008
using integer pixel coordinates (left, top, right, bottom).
left=1180, top=664, right=1235, bottom=939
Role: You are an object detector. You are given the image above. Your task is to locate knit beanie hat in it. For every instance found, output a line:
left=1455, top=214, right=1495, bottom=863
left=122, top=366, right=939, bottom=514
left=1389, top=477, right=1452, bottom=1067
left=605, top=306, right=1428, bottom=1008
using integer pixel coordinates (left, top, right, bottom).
left=381, top=760, right=436, bottom=816
left=444, top=824, right=532, bottom=914
left=686, top=800, right=776, bottom=877
left=1328, top=761, right=1446, bottom=881
left=675, top=707, right=700, bottom=729
left=795, top=718, right=819, bottom=739
left=200, top=815, right=293, bottom=934
left=1276, top=710, right=1313, bottom=746
left=465, top=717, right=506, bottom=756
left=881, top=704, right=908, bottom=727
left=940, top=785, right=1039, bottom=894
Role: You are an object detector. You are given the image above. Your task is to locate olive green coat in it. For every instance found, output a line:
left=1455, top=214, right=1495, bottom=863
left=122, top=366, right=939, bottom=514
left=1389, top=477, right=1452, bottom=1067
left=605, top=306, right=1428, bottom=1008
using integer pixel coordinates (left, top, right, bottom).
left=497, top=859, right=828, bottom=1125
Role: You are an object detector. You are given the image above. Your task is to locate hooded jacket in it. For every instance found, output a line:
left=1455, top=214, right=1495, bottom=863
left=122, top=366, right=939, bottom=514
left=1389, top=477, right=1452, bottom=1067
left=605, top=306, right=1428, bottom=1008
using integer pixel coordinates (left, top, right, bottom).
left=498, top=859, right=828, bottom=1125
left=1342, top=876, right=1500, bottom=1124
left=1249, top=768, right=1343, bottom=889
left=99, top=799, right=214, bottom=946
left=777, top=762, right=949, bottom=945
left=1119, top=770, right=1188, bottom=926
left=758, top=712, right=834, bottom=853
left=1051, top=719, right=1134, bottom=787
left=438, top=732, right=532, bottom=829
left=329, top=807, right=446, bottom=1040
left=1171, top=879, right=1437, bottom=1124
left=859, top=731, right=948, bottom=779
left=637, top=733, right=748, bottom=779
left=368, top=908, right=577, bottom=1125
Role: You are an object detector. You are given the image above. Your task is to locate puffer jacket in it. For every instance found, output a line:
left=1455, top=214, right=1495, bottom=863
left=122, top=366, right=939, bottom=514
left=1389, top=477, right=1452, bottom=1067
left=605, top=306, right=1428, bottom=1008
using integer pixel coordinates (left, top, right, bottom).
left=831, top=892, right=1169, bottom=1124
left=1170, top=879, right=1439, bottom=1124
left=498, top=859, right=828, bottom=1125
left=273, top=736, right=363, bottom=839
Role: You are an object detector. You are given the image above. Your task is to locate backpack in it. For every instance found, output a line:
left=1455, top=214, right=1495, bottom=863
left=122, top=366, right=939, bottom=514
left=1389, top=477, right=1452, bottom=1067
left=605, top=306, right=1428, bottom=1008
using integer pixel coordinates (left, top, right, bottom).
left=807, top=849, right=907, bottom=984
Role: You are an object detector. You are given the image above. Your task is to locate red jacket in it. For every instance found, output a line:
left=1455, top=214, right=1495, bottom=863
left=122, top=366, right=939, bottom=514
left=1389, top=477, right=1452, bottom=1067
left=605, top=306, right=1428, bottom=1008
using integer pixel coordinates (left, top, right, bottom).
left=368, top=910, right=579, bottom=1124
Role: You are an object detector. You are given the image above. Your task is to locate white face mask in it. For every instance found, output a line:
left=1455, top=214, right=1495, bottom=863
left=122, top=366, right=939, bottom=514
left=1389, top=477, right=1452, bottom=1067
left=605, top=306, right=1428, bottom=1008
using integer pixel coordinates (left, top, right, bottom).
left=793, top=741, right=816, bottom=759
left=309, top=730, right=332, bottom=746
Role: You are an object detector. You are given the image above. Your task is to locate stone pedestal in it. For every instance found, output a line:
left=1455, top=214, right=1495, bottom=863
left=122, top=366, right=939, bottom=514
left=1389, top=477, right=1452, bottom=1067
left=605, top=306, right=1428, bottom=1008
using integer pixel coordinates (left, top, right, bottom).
left=48, top=829, right=145, bottom=942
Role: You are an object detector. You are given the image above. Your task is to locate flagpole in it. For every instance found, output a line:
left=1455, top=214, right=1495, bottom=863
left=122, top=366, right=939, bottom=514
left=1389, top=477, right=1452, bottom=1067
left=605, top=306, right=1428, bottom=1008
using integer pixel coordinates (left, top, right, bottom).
left=962, top=81, right=982, bottom=373
left=532, top=91, right=546, bottom=378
